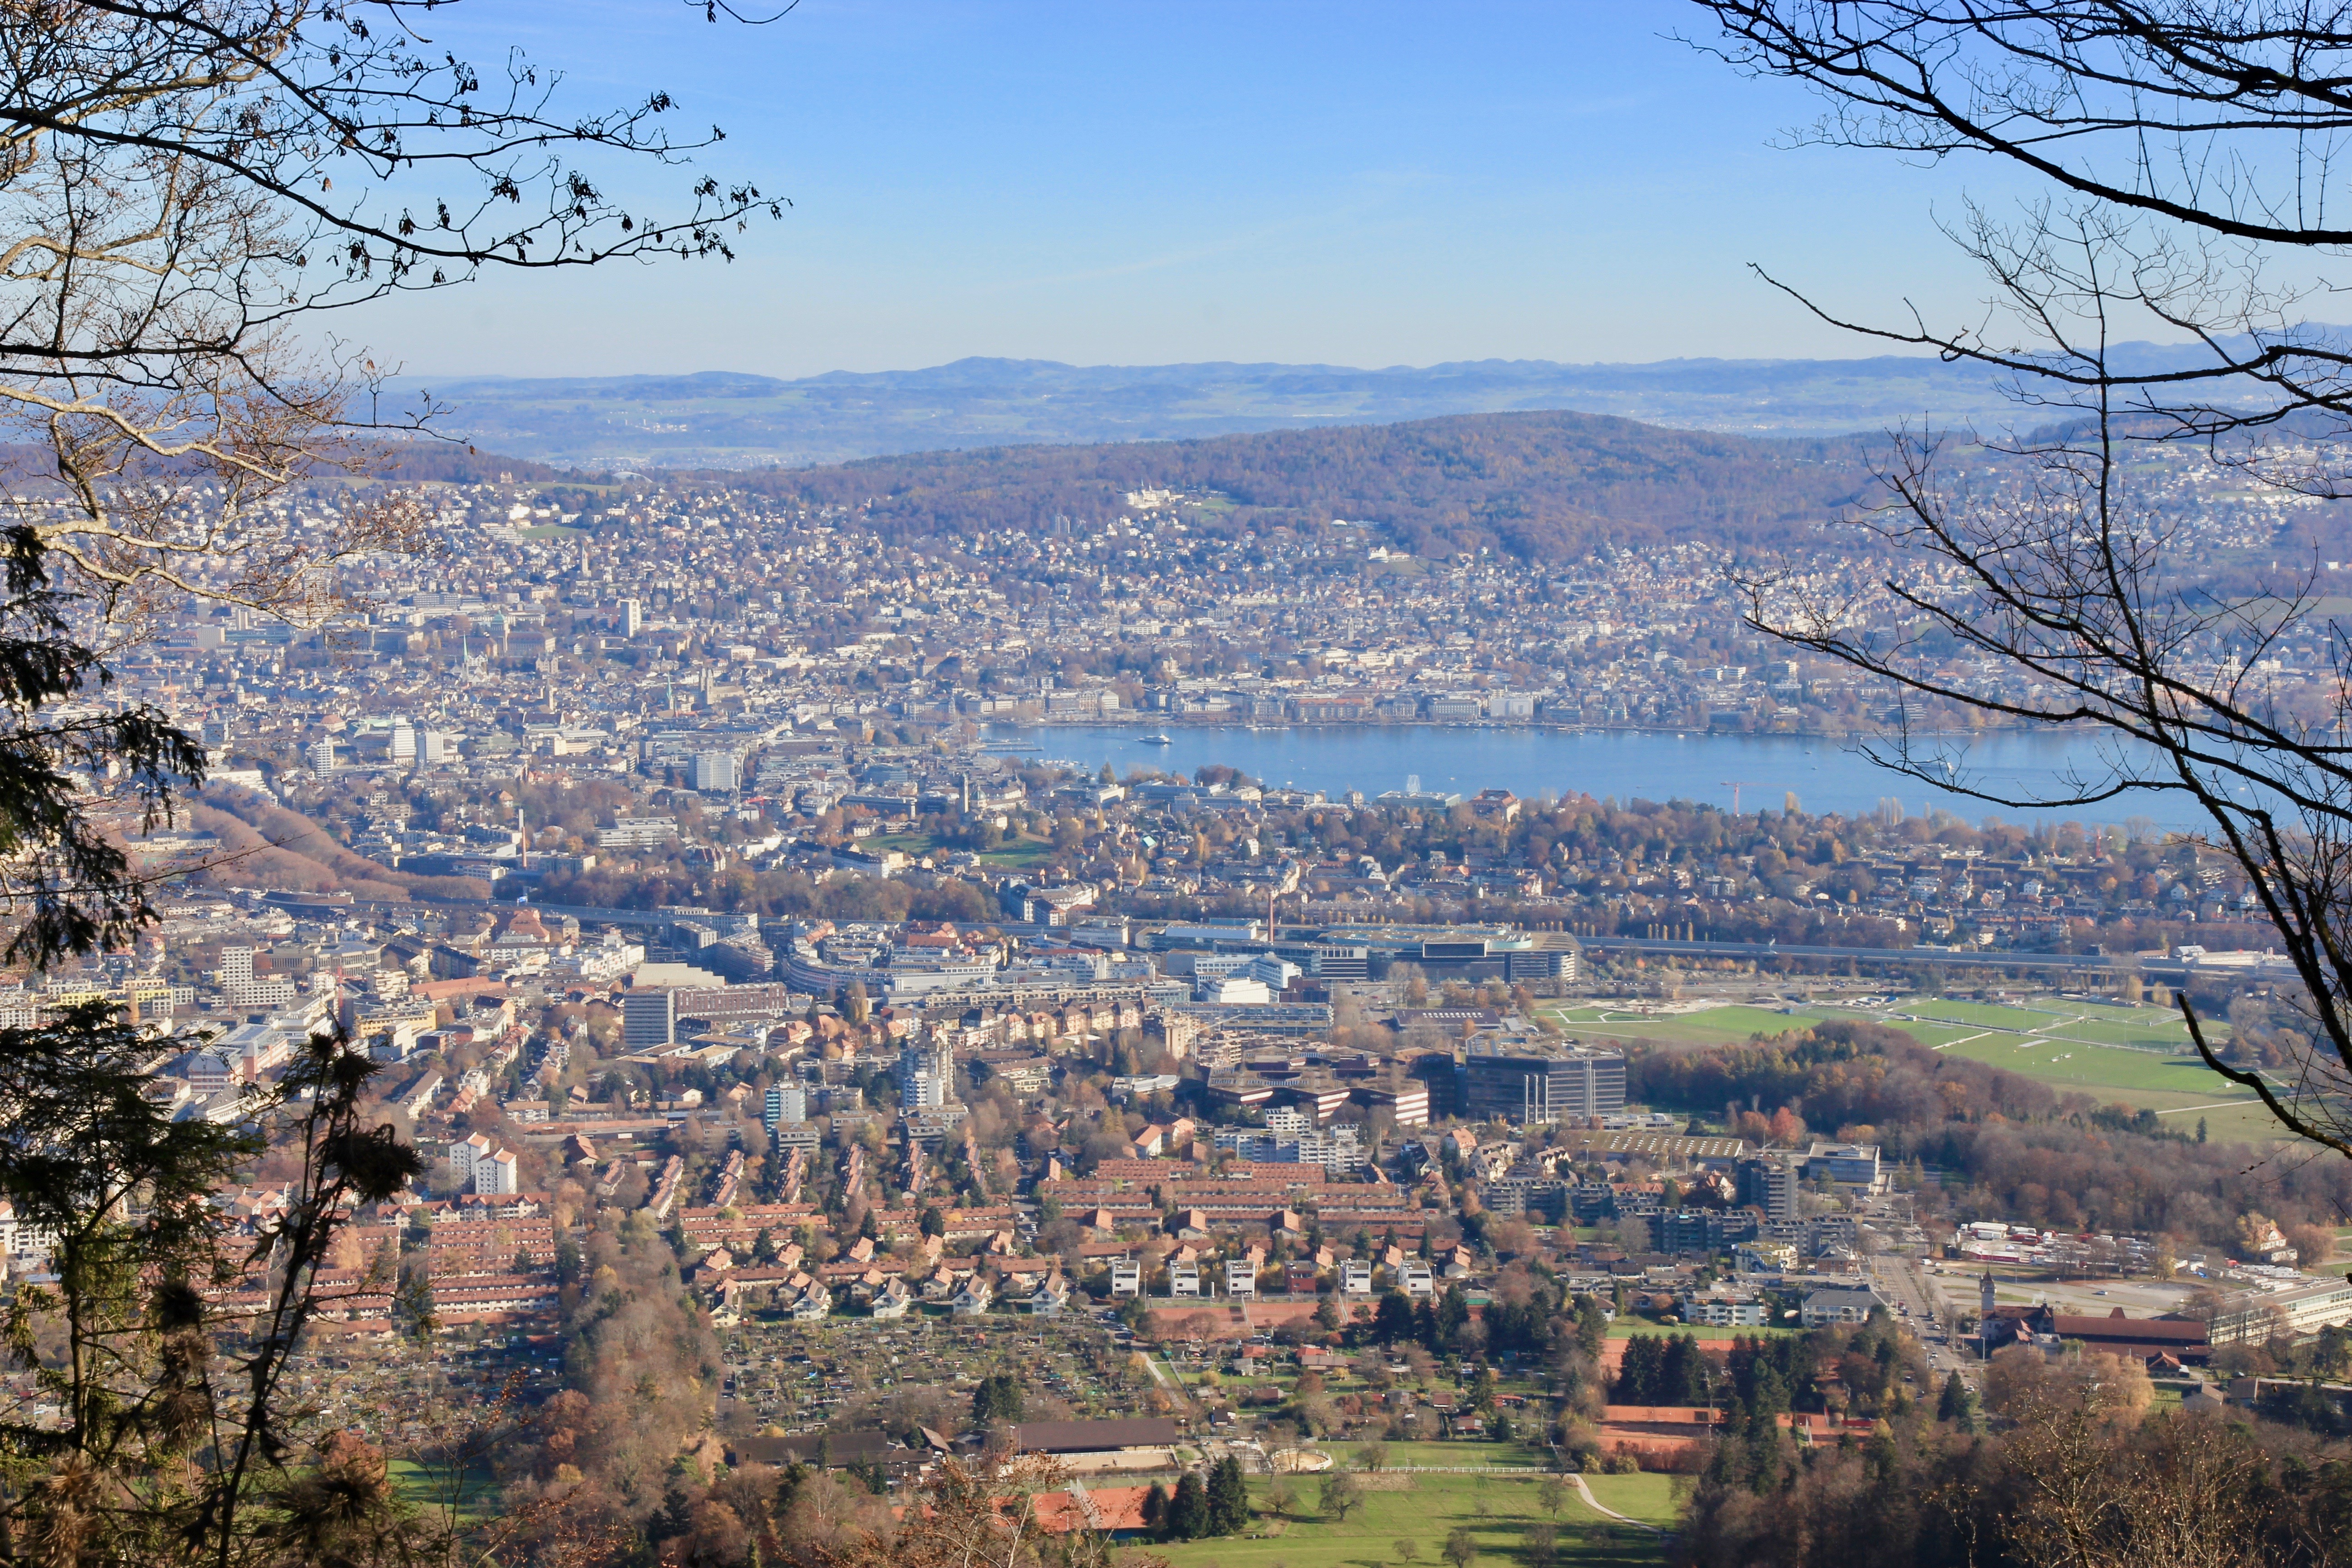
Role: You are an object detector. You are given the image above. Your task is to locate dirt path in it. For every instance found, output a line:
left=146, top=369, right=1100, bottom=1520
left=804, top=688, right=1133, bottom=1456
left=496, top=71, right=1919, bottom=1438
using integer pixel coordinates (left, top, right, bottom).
left=1571, top=1473, right=1663, bottom=1535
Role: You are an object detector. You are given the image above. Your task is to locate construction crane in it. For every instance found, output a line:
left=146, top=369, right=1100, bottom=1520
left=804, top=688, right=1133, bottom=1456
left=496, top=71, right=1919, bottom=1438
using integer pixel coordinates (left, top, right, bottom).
left=1720, top=780, right=1766, bottom=813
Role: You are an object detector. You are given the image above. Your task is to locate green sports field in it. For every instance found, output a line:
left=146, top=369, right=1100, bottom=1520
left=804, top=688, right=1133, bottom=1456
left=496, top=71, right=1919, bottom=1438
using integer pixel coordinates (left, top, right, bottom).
left=1154, top=1470, right=1671, bottom=1568
left=1882, top=997, right=2273, bottom=1140
left=1931, top=1034, right=2274, bottom=1140
left=1933, top=1034, right=2227, bottom=1094
left=2050, top=1017, right=2201, bottom=1049
left=1549, top=1003, right=1837, bottom=1049
left=865, top=831, right=1056, bottom=869
left=1557, top=989, right=2282, bottom=1143
left=1893, top=1023, right=1995, bottom=1049
left=1888, top=999, right=2066, bottom=1030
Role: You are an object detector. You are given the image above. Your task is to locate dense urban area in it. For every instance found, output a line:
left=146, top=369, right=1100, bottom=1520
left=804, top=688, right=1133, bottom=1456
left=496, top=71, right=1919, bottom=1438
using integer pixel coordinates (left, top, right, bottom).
left=20, top=447, right=2352, bottom=1567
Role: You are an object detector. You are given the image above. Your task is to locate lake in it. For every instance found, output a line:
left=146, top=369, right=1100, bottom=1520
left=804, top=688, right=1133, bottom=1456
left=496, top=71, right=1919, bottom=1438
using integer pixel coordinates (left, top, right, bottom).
left=981, top=723, right=2210, bottom=831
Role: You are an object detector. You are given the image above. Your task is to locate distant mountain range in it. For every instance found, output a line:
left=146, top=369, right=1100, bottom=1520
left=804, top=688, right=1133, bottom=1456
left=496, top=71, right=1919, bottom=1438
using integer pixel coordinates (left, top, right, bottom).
left=392, top=343, right=2277, bottom=470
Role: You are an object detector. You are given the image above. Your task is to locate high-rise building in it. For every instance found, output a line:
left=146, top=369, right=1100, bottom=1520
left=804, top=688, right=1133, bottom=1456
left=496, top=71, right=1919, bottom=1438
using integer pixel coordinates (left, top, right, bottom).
left=764, top=1082, right=808, bottom=1130
left=895, top=1037, right=954, bottom=1110
left=390, top=721, right=416, bottom=763
left=219, top=947, right=254, bottom=987
left=691, top=751, right=740, bottom=792
left=1456, top=1047, right=1626, bottom=1123
left=448, top=1131, right=491, bottom=1189
left=420, top=729, right=450, bottom=764
left=475, top=1148, right=518, bottom=1195
left=307, top=739, right=336, bottom=774
left=1737, top=1156, right=1801, bottom=1222
left=621, top=989, right=674, bottom=1051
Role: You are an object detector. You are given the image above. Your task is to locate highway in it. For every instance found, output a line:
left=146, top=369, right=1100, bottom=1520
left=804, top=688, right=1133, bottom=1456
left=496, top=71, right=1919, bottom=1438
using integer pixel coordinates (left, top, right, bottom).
left=1575, top=933, right=2292, bottom=984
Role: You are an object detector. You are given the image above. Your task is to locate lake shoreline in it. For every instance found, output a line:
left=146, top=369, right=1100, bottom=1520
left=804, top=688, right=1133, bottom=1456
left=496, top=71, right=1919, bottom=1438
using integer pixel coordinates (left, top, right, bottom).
left=1020, top=716, right=2036, bottom=741
left=982, top=721, right=2204, bottom=831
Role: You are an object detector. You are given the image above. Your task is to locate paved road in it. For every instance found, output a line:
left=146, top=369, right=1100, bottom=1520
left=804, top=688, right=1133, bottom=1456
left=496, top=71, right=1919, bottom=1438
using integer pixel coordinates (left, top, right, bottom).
left=1869, top=1256, right=1937, bottom=1321
left=1871, top=1258, right=1979, bottom=1380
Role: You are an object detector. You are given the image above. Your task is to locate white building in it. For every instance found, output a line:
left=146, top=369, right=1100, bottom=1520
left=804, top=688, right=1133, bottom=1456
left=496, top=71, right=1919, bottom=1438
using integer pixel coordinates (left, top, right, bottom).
left=691, top=751, right=741, bottom=792
left=448, top=1132, right=493, bottom=1190
left=895, top=1038, right=954, bottom=1111
left=0, top=1201, right=58, bottom=1265
left=1341, top=1261, right=1372, bottom=1296
left=598, top=816, right=677, bottom=850
left=223, top=977, right=299, bottom=1011
left=2210, top=1277, right=2352, bottom=1345
left=449, top=1132, right=516, bottom=1195
left=1224, top=1258, right=1259, bottom=1298
left=475, top=1148, right=519, bottom=1195
left=1110, top=1259, right=1142, bottom=1297
left=1683, top=1292, right=1769, bottom=1327
left=1800, top=1287, right=1886, bottom=1327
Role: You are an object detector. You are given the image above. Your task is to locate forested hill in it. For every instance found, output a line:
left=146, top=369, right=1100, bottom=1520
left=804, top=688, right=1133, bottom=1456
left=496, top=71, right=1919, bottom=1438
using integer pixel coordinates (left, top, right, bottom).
left=721, top=410, right=1877, bottom=562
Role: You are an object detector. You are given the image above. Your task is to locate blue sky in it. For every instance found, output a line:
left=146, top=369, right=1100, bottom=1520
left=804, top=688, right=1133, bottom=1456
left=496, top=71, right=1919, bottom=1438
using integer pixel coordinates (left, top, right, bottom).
left=363, top=1, right=2034, bottom=379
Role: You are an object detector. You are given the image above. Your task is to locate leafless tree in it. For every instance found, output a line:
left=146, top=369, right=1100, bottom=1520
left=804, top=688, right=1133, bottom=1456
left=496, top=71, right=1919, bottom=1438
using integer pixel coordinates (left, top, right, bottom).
left=0, top=6, right=779, bottom=1564
left=0, top=0, right=781, bottom=961
left=1690, top=2, right=2352, bottom=1155
left=1997, top=1364, right=2266, bottom=1568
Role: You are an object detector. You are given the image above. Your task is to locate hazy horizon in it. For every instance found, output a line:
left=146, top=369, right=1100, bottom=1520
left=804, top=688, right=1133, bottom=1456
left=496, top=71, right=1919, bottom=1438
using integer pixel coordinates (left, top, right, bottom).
left=350, top=0, right=2070, bottom=382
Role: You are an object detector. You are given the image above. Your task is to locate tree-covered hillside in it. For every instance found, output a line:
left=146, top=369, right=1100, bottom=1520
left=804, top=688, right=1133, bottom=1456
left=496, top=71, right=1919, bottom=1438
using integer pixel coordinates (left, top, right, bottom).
left=727, top=409, right=1875, bottom=562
